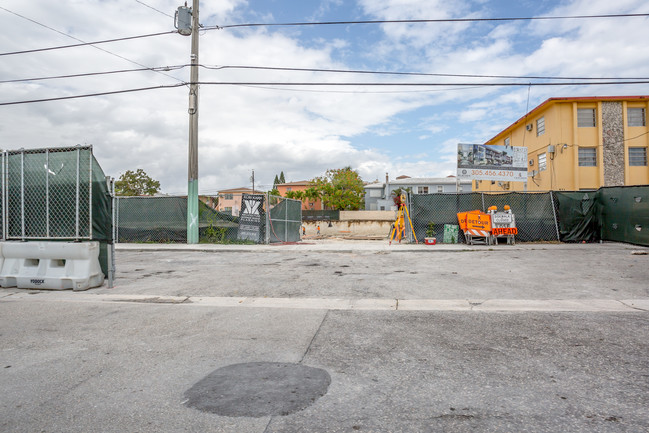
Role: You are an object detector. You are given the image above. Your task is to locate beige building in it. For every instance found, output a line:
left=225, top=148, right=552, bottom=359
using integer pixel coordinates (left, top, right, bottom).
left=217, top=187, right=263, bottom=216
left=476, top=96, right=649, bottom=192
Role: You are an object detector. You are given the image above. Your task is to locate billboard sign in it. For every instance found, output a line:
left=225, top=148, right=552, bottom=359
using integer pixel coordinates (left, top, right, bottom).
left=457, top=143, right=528, bottom=182
left=237, top=193, right=265, bottom=242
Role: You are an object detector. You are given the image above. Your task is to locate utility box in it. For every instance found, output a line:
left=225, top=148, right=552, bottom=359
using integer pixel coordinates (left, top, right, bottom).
left=175, top=6, right=192, bottom=36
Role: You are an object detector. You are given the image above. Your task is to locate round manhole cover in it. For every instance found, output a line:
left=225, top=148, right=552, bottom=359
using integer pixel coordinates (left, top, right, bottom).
left=183, top=362, right=331, bottom=417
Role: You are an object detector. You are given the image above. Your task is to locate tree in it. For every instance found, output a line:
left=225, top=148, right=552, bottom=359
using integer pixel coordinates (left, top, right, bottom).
left=312, top=167, right=365, bottom=210
left=273, top=175, right=279, bottom=189
left=279, top=171, right=286, bottom=184
left=115, top=169, right=161, bottom=196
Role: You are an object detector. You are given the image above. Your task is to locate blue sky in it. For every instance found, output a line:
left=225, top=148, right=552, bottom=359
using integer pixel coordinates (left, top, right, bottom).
left=1, top=0, right=649, bottom=193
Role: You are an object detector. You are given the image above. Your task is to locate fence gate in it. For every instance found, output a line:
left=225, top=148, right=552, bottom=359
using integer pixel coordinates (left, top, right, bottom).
left=266, top=194, right=302, bottom=243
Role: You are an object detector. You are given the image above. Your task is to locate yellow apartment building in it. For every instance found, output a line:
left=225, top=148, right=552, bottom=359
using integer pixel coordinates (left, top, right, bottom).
left=475, top=96, right=649, bottom=191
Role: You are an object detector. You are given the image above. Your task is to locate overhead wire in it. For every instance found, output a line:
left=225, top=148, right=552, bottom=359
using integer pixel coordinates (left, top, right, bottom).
left=0, top=30, right=177, bottom=57
left=209, top=13, right=649, bottom=30
left=0, top=83, right=187, bottom=106
left=195, top=80, right=649, bottom=87
left=4, top=63, right=646, bottom=85
left=0, top=65, right=188, bottom=84
left=201, top=64, right=649, bottom=81
left=134, top=0, right=174, bottom=19
left=0, top=6, right=184, bottom=85
left=4, top=79, right=649, bottom=105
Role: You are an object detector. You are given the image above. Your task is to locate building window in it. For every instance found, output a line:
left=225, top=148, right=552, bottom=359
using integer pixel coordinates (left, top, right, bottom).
left=417, top=186, right=429, bottom=194
left=536, top=117, right=545, bottom=136
left=577, top=108, right=596, bottom=127
left=629, top=147, right=647, bottom=166
left=538, top=153, right=547, bottom=171
left=578, top=147, right=597, bottom=167
left=437, top=185, right=443, bottom=193
left=286, top=187, right=292, bottom=192
left=224, top=194, right=233, bottom=200
left=628, top=108, right=646, bottom=127
left=504, top=137, right=510, bottom=147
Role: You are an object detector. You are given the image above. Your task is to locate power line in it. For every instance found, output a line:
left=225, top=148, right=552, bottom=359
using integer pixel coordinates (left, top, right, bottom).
left=0, top=65, right=189, bottom=84
left=0, top=83, right=186, bottom=106
left=196, top=80, right=649, bottom=87
left=4, top=79, right=649, bottom=106
left=0, top=30, right=176, bottom=57
left=5, top=63, right=645, bottom=85
left=211, top=13, right=649, bottom=30
left=134, top=0, right=174, bottom=18
left=203, top=64, right=649, bottom=81
left=0, top=6, right=184, bottom=84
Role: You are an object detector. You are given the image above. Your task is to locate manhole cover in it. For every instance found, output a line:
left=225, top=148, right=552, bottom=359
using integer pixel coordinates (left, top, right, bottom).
left=183, top=362, right=331, bottom=417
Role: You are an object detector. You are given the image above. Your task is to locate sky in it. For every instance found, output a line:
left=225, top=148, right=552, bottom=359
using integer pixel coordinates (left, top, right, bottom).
left=1, top=0, right=649, bottom=194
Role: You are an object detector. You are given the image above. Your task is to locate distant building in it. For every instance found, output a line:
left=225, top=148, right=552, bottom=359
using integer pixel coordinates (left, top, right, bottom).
left=364, top=174, right=472, bottom=210
left=217, top=187, right=263, bottom=216
left=276, top=180, right=324, bottom=210
left=476, top=96, right=649, bottom=192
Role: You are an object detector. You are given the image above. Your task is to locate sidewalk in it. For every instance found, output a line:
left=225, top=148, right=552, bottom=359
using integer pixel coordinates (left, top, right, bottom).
left=114, top=238, right=647, bottom=253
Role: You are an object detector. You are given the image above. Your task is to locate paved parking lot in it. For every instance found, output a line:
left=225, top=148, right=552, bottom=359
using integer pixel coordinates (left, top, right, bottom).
left=1, top=241, right=648, bottom=432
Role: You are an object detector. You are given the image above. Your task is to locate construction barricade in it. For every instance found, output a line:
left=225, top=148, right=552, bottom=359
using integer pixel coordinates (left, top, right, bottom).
left=457, top=210, right=492, bottom=245
left=489, top=206, right=518, bottom=245
left=0, top=241, right=105, bottom=291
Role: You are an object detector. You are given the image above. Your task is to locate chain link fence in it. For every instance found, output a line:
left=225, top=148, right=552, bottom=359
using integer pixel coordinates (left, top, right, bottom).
left=410, top=192, right=560, bottom=243
left=1, top=146, right=114, bottom=281
left=267, top=194, right=302, bottom=243
left=116, top=196, right=239, bottom=243
left=116, top=193, right=301, bottom=244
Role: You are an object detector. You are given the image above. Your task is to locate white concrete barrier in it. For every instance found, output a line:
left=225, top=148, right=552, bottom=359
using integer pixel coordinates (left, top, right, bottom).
left=0, top=241, right=104, bottom=291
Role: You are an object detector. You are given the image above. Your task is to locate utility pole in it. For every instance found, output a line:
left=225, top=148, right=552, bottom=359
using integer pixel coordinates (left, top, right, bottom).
left=187, top=0, right=199, bottom=244
left=251, top=169, right=255, bottom=192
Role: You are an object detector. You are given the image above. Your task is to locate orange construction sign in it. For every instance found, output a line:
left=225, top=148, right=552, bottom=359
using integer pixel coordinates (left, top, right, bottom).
left=457, top=210, right=491, bottom=232
left=492, top=227, right=518, bottom=236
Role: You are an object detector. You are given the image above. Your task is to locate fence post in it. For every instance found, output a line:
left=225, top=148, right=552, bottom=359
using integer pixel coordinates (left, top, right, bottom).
left=2, top=151, right=6, bottom=241
left=284, top=196, right=288, bottom=242
left=45, top=149, right=50, bottom=238
left=481, top=193, right=485, bottom=212
left=20, top=150, right=25, bottom=239
left=265, top=192, right=270, bottom=244
left=75, top=146, right=81, bottom=239
left=550, top=191, right=560, bottom=241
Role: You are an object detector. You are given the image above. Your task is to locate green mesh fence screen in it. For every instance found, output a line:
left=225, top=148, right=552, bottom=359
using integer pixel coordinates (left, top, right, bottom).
left=554, top=186, right=649, bottom=246
left=554, top=191, right=599, bottom=242
left=1, top=146, right=113, bottom=277
left=599, top=186, right=649, bottom=246
left=268, top=195, right=302, bottom=243
left=410, top=192, right=560, bottom=243
left=116, top=196, right=240, bottom=243
left=3, top=146, right=111, bottom=241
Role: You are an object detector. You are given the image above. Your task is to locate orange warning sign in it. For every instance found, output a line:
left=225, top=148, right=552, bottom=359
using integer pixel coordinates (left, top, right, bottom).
left=457, top=210, right=485, bottom=232
left=492, top=227, right=518, bottom=235
left=458, top=210, right=492, bottom=232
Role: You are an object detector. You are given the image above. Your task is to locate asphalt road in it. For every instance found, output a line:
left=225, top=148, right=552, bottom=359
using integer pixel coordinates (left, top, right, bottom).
left=1, top=241, right=648, bottom=432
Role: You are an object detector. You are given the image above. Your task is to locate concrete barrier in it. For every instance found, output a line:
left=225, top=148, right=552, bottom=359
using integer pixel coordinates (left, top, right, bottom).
left=0, top=241, right=104, bottom=291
